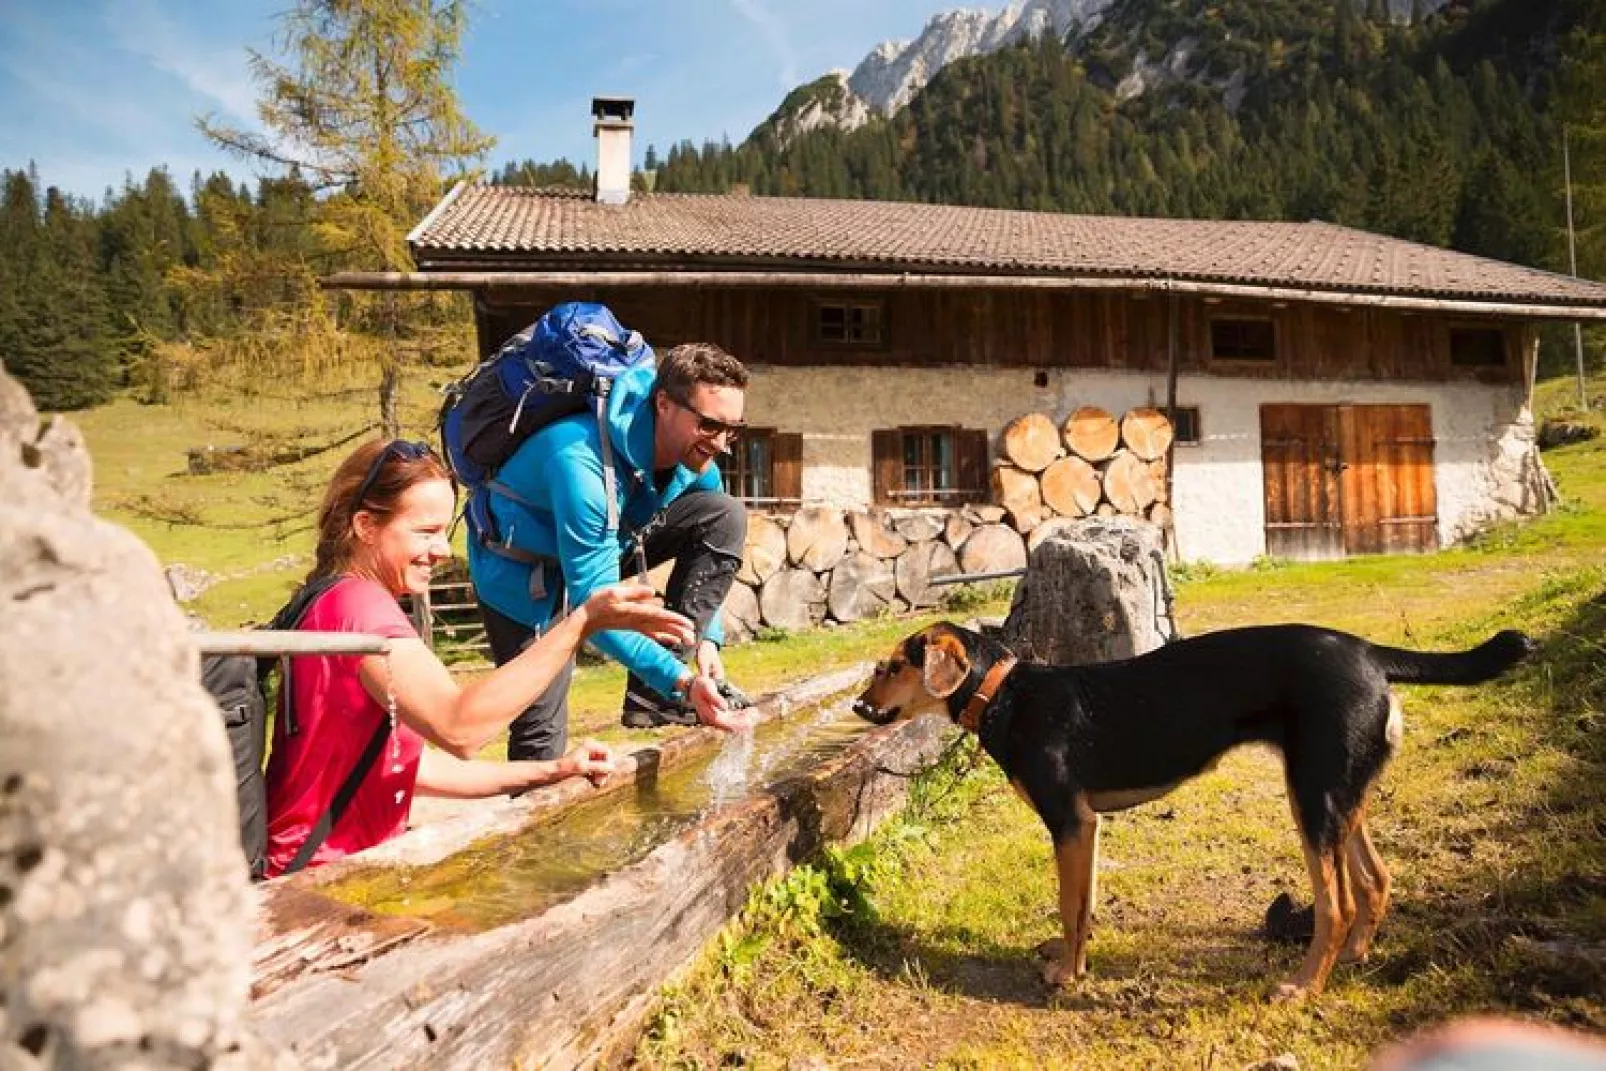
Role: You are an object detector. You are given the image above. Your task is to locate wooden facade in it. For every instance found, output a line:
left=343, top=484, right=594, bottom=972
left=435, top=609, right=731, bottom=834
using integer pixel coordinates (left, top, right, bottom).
left=467, top=284, right=1531, bottom=560
left=475, top=286, right=1527, bottom=386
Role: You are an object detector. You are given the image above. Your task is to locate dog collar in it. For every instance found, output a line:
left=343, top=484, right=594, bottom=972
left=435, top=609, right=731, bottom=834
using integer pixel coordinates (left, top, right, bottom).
left=958, top=655, right=1018, bottom=733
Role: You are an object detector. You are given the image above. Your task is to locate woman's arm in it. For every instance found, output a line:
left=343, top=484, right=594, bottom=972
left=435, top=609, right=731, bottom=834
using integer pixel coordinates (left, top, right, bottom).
left=413, top=738, right=616, bottom=799
left=359, top=586, right=693, bottom=758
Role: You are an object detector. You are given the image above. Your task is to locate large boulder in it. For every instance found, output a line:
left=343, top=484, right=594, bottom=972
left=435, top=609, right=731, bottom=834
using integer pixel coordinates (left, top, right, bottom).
left=1001, top=516, right=1175, bottom=665
left=0, top=364, right=288, bottom=1069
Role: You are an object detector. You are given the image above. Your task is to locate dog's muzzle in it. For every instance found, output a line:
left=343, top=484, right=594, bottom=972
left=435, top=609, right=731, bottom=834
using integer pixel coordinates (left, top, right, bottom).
left=852, top=697, right=896, bottom=725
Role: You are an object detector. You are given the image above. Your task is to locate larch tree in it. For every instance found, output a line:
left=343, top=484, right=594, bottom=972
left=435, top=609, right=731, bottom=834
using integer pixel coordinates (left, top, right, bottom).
left=200, top=0, right=492, bottom=436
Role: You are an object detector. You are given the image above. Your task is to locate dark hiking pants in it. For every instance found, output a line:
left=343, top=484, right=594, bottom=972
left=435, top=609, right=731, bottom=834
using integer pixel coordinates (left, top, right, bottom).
left=480, top=489, right=747, bottom=763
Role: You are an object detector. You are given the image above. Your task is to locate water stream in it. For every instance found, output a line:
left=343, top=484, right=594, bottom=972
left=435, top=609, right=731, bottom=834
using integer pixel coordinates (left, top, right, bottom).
left=323, top=693, right=875, bottom=931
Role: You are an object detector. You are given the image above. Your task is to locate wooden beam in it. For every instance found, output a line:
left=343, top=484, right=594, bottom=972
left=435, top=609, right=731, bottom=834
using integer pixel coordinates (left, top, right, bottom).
left=193, top=631, right=393, bottom=657
left=320, top=270, right=1606, bottom=322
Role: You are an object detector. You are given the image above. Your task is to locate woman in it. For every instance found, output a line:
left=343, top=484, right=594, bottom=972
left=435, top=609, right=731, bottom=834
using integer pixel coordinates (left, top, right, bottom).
left=262, top=438, right=694, bottom=877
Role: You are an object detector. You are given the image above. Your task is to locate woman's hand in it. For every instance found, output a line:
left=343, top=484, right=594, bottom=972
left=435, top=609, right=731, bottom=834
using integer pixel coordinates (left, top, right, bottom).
left=581, top=583, right=695, bottom=648
left=562, top=738, right=617, bottom=787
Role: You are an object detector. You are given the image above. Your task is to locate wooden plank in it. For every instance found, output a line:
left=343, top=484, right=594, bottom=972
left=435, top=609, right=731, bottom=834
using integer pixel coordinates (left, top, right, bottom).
left=251, top=710, right=945, bottom=1069
left=1261, top=405, right=1343, bottom=560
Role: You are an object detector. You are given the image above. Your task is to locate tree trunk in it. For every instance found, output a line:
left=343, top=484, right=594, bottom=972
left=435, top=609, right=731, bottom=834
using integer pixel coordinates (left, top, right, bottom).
left=720, top=581, right=763, bottom=644
left=1001, top=517, right=1174, bottom=665
left=827, top=552, right=898, bottom=623
left=738, top=515, right=788, bottom=586
left=786, top=507, right=850, bottom=571
left=379, top=362, right=401, bottom=440
left=1000, top=412, right=1060, bottom=472
left=894, top=540, right=959, bottom=609
left=759, top=568, right=826, bottom=631
left=1039, top=455, right=1100, bottom=517
left=1062, top=406, right=1119, bottom=462
left=1120, top=407, right=1174, bottom=461
left=847, top=510, right=908, bottom=559
left=1102, top=451, right=1159, bottom=514
left=957, top=523, right=1027, bottom=576
left=990, top=463, right=1042, bottom=530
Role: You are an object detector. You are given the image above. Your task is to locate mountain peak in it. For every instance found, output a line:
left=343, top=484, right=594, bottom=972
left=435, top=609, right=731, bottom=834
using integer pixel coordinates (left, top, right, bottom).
left=847, top=0, right=1111, bottom=117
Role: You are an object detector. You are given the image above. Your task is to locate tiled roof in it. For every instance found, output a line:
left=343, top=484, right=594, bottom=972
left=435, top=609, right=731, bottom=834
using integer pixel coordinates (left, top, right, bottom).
left=410, top=184, right=1606, bottom=309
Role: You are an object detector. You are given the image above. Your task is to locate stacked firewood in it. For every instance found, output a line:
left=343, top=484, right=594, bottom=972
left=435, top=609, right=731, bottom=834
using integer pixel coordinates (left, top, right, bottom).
left=990, top=406, right=1174, bottom=534
left=712, top=406, right=1175, bottom=644
left=717, top=504, right=1028, bottom=642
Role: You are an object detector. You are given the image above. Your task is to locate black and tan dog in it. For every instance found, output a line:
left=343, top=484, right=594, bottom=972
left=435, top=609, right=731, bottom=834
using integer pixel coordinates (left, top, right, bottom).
left=853, top=621, right=1534, bottom=1000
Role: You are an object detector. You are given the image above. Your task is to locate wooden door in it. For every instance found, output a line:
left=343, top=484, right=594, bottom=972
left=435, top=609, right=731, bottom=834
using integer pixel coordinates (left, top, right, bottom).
left=1259, top=403, right=1438, bottom=560
left=1261, top=404, right=1344, bottom=560
left=1339, top=404, right=1438, bottom=555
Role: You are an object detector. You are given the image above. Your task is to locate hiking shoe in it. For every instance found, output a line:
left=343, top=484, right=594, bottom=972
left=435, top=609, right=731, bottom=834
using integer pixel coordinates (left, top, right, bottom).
left=621, top=688, right=700, bottom=729
left=1263, top=891, right=1315, bottom=944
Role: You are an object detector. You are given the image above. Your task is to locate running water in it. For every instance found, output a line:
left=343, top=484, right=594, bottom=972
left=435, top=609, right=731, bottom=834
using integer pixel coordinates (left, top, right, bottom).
left=701, top=696, right=854, bottom=806
left=327, top=691, right=878, bottom=931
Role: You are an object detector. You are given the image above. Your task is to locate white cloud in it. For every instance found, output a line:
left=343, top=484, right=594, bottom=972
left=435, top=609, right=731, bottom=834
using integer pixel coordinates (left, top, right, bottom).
left=107, top=0, right=261, bottom=124
left=727, top=0, right=798, bottom=89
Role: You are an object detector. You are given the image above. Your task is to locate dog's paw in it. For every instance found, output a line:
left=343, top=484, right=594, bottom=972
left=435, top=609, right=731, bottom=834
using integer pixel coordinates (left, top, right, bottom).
left=1268, top=980, right=1315, bottom=1004
left=1337, top=943, right=1370, bottom=965
left=1041, top=956, right=1082, bottom=988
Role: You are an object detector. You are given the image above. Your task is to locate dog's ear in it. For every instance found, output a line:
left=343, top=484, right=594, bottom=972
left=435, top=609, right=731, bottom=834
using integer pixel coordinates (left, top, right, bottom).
left=922, top=629, right=971, bottom=698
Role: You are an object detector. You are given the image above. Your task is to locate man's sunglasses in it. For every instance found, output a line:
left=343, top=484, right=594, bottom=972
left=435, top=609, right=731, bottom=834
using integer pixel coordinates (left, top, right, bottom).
left=668, top=394, right=747, bottom=441
left=352, top=440, right=436, bottom=511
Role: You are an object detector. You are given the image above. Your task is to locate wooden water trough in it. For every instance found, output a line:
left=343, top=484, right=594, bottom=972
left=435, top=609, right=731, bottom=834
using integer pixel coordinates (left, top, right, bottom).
left=248, top=664, right=947, bottom=1068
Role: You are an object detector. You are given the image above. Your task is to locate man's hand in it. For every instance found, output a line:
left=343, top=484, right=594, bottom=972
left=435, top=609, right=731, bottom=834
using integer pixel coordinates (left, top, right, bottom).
left=581, top=583, right=695, bottom=648
left=686, top=674, right=757, bottom=733
left=562, top=738, right=617, bottom=787
left=696, top=638, right=725, bottom=682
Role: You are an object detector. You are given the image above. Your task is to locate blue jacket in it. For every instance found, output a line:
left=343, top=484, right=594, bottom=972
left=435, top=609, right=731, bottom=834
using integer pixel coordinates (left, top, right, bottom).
left=466, top=364, right=724, bottom=700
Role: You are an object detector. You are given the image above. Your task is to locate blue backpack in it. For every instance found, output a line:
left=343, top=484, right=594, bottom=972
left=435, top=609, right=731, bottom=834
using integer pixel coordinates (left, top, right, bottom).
left=439, top=302, right=655, bottom=550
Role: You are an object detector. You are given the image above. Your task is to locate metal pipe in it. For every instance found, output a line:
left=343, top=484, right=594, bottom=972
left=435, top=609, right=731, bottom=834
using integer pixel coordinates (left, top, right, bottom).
left=319, top=269, right=1606, bottom=321
left=927, top=568, right=1027, bottom=587
left=193, top=631, right=393, bottom=657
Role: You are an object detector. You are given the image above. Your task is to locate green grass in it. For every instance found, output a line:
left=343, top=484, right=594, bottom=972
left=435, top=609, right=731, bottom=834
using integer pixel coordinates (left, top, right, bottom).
left=631, top=385, right=1606, bottom=1069
left=74, top=374, right=447, bottom=626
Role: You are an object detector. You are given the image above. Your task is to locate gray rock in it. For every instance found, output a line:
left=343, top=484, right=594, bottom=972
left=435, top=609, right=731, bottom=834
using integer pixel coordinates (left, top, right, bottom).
left=0, top=364, right=291, bottom=1069
left=1002, top=516, right=1175, bottom=665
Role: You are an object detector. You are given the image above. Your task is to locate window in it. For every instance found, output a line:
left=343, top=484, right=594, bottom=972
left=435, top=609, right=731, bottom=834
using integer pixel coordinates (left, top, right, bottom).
left=815, top=299, right=886, bottom=347
left=1449, top=327, right=1506, bottom=368
left=1170, top=406, right=1202, bottom=446
left=1210, top=317, right=1276, bottom=362
left=872, top=427, right=989, bottom=507
left=715, top=429, right=802, bottom=510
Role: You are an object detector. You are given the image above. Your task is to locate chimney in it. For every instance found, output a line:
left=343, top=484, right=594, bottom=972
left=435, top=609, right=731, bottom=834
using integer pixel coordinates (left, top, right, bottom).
left=592, top=96, right=635, bottom=205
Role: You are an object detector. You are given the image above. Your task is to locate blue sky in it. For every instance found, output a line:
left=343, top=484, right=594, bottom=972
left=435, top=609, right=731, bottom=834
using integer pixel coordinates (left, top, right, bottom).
left=0, top=0, right=952, bottom=202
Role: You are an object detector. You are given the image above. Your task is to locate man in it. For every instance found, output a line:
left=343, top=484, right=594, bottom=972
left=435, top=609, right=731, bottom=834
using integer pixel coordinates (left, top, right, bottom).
left=467, top=341, right=757, bottom=762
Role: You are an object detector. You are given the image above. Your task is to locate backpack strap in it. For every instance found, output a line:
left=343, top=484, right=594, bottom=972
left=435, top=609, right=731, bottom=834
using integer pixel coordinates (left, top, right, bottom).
left=263, top=574, right=345, bottom=738
left=280, top=713, right=390, bottom=876
left=481, top=481, right=560, bottom=570
left=594, top=380, right=620, bottom=535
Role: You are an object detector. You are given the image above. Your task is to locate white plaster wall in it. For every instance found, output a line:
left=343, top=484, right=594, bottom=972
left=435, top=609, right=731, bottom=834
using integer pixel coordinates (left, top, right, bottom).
left=744, top=365, right=1531, bottom=565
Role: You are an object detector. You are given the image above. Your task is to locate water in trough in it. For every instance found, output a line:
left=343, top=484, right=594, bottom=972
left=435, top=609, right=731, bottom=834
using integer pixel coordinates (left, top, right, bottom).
left=322, top=693, right=876, bottom=931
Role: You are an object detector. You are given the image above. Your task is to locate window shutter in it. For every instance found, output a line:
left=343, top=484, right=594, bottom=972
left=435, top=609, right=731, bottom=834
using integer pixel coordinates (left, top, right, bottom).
left=872, top=429, right=901, bottom=506
left=957, top=427, right=990, bottom=502
left=772, top=432, right=803, bottom=505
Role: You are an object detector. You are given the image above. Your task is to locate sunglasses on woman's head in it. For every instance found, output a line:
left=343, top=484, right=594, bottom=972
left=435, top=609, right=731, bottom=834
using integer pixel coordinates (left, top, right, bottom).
left=352, top=440, right=436, bottom=512
left=668, top=393, right=747, bottom=441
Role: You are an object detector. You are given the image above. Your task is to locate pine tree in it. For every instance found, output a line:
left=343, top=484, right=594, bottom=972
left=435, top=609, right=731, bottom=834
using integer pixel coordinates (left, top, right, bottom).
left=200, top=0, right=493, bottom=432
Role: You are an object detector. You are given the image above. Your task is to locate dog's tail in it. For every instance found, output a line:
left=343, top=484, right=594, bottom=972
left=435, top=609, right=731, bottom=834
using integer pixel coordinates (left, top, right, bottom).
left=1371, top=630, right=1536, bottom=686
